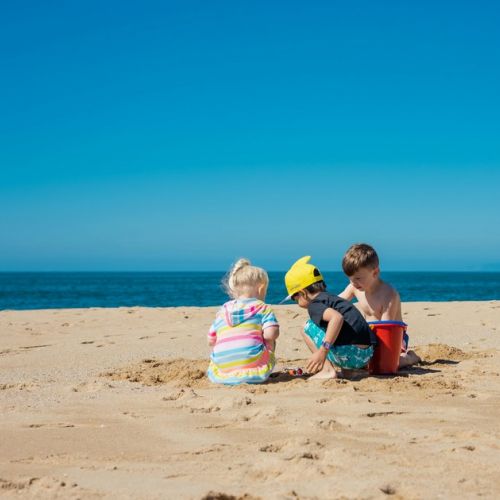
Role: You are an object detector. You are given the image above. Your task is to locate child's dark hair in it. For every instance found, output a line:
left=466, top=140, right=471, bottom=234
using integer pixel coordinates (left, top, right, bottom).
left=342, top=243, right=379, bottom=276
left=304, top=280, right=326, bottom=294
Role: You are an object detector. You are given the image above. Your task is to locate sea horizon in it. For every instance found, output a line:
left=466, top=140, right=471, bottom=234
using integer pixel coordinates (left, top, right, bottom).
left=1, top=271, right=499, bottom=311
left=1, top=270, right=499, bottom=273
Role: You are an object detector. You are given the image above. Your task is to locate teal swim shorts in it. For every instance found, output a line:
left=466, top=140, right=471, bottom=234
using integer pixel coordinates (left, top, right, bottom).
left=304, top=320, right=374, bottom=369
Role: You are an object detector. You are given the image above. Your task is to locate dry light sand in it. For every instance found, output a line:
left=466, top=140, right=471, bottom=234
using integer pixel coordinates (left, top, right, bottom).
left=1, top=301, right=500, bottom=499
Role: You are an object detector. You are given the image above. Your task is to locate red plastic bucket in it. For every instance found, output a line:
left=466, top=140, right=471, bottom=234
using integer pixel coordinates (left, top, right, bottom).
left=368, top=321, right=407, bottom=375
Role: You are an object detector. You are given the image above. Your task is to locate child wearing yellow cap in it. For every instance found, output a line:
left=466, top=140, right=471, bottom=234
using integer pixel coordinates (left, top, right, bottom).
left=284, top=256, right=376, bottom=379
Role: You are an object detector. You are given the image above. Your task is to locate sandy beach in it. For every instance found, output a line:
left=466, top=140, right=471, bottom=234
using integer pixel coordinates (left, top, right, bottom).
left=1, top=301, right=499, bottom=499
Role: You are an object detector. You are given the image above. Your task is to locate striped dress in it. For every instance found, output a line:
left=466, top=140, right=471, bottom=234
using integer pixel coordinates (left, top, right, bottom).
left=207, top=298, right=278, bottom=385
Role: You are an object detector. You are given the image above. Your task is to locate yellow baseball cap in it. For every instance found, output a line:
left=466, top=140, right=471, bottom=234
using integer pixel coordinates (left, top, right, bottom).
left=281, top=256, right=324, bottom=302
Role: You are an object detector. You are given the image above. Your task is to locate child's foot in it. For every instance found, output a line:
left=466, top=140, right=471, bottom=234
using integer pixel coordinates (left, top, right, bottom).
left=308, top=366, right=338, bottom=380
left=399, top=350, right=421, bottom=368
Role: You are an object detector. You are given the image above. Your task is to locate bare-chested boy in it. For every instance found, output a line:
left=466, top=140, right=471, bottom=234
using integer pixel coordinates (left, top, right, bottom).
left=339, top=243, right=420, bottom=368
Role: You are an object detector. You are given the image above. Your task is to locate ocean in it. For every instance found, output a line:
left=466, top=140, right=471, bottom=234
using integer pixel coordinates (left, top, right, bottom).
left=0, top=272, right=499, bottom=311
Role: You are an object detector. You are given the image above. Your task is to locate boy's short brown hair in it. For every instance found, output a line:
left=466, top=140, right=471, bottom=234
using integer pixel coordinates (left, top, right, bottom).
left=342, top=243, right=379, bottom=276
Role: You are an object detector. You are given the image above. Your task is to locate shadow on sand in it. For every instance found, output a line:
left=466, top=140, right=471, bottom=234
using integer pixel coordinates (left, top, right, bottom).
left=267, top=359, right=462, bottom=383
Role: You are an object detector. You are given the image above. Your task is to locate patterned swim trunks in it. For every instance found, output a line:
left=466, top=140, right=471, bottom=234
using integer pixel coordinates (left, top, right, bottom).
left=304, top=320, right=374, bottom=369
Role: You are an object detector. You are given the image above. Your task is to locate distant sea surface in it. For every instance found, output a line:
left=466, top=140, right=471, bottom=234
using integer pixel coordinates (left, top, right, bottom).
left=0, top=272, right=499, bottom=310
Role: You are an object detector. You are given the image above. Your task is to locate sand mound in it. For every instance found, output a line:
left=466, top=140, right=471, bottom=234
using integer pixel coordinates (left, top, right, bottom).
left=103, top=357, right=313, bottom=391
left=103, top=358, right=209, bottom=388
left=101, top=344, right=476, bottom=391
left=415, top=343, right=474, bottom=363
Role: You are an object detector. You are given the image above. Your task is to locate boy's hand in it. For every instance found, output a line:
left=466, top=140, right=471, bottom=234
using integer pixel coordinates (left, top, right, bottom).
left=306, top=349, right=327, bottom=373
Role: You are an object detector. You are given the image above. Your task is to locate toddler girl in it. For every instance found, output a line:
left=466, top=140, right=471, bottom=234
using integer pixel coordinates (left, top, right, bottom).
left=207, top=259, right=280, bottom=385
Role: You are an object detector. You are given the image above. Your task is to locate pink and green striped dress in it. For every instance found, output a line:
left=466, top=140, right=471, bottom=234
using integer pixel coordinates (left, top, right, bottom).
left=207, top=298, right=278, bottom=385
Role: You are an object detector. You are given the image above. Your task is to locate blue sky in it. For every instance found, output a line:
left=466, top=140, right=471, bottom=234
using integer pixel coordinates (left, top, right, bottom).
left=1, top=1, right=499, bottom=271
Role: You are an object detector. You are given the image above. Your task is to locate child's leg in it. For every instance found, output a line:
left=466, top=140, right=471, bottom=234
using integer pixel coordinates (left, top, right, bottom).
left=399, top=350, right=421, bottom=368
left=398, top=330, right=421, bottom=368
left=301, top=323, right=338, bottom=380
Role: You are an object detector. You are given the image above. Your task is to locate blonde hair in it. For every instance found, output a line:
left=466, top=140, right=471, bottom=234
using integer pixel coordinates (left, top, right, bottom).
left=223, top=258, right=269, bottom=298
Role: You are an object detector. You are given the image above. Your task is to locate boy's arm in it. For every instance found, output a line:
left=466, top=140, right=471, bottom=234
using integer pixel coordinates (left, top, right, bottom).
left=306, top=308, right=343, bottom=373
left=380, top=290, right=403, bottom=321
left=338, top=283, right=355, bottom=301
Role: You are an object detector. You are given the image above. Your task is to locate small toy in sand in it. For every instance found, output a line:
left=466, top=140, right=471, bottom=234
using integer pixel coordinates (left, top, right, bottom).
left=270, top=367, right=306, bottom=379
left=284, top=367, right=304, bottom=377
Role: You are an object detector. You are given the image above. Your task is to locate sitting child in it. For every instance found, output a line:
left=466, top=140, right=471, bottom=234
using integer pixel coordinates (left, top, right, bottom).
left=207, top=259, right=280, bottom=385
left=284, top=256, right=377, bottom=379
left=339, top=243, right=420, bottom=368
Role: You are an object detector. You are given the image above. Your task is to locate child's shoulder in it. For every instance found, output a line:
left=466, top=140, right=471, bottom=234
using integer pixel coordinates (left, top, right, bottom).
left=378, top=280, right=400, bottom=302
left=381, top=279, right=399, bottom=294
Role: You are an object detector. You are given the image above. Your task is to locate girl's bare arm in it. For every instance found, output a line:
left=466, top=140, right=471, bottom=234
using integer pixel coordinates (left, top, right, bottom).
left=263, top=326, right=280, bottom=340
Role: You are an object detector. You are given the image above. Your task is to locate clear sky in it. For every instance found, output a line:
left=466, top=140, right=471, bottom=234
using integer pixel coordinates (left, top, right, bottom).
left=1, top=1, right=499, bottom=271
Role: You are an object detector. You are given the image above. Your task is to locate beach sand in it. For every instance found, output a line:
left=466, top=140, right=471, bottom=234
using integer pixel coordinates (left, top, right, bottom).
left=1, top=301, right=500, bottom=499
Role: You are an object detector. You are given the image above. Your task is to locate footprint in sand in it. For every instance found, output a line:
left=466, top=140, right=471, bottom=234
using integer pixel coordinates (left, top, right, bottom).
left=366, top=411, right=406, bottom=418
left=284, top=451, right=319, bottom=461
left=380, top=484, right=397, bottom=495
left=162, top=388, right=199, bottom=401
left=189, top=405, right=221, bottom=414
left=1, top=383, right=38, bottom=391
left=231, top=397, right=253, bottom=408
left=316, top=419, right=342, bottom=431
left=1, top=384, right=16, bottom=390
left=259, top=443, right=282, bottom=453
left=245, top=386, right=268, bottom=394
left=201, top=490, right=253, bottom=500
left=72, top=381, right=114, bottom=393
left=26, top=423, right=76, bottom=429
left=0, top=478, right=40, bottom=491
left=198, top=423, right=229, bottom=430
left=122, top=411, right=147, bottom=420
left=190, top=444, right=228, bottom=456
left=20, top=344, right=51, bottom=350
